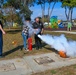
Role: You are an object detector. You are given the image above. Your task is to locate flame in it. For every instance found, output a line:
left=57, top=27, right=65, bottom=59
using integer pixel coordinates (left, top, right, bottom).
left=59, top=51, right=67, bottom=58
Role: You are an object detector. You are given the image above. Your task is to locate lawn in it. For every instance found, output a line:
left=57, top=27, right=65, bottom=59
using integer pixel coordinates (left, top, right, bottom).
left=1, top=30, right=76, bottom=60
left=32, top=64, right=76, bottom=75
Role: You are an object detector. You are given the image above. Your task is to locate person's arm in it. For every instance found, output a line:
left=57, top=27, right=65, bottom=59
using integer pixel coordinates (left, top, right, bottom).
left=41, top=23, right=44, bottom=34
left=41, top=28, right=44, bottom=34
left=0, top=25, right=6, bottom=34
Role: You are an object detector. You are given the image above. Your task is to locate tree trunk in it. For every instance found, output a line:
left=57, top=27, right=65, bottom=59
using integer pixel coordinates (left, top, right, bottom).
left=47, top=3, right=51, bottom=26
left=23, top=0, right=26, bottom=5
left=11, top=7, right=13, bottom=27
left=48, top=2, right=56, bottom=26
left=68, top=7, right=71, bottom=22
left=64, top=7, right=72, bottom=22
left=49, top=2, right=56, bottom=17
left=64, top=6, right=69, bottom=21
left=41, top=4, right=45, bottom=23
left=70, top=8, right=73, bottom=23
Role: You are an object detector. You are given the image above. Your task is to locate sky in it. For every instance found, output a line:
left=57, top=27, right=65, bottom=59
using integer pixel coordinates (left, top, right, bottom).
left=30, top=2, right=76, bottom=21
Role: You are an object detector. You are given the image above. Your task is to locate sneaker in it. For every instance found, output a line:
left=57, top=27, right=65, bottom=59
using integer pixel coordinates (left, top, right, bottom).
left=26, top=49, right=29, bottom=51
left=25, top=48, right=29, bottom=51
left=36, top=47, right=39, bottom=50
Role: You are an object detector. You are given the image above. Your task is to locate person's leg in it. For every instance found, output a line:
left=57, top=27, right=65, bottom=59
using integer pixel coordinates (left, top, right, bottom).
left=67, top=27, right=69, bottom=31
left=22, top=32, right=27, bottom=49
left=34, top=34, right=39, bottom=50
left=70, top=27, right=71, bottom=31
left=0, top=35, right=3, bottom=56
left=38, top=37, right=42, bottom=49
left=68, top=26, right=71, bottom=31
left=38, top=33, right=42, bottom=49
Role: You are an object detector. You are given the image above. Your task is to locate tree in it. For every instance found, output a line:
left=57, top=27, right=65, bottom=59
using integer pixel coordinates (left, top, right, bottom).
left=20, top=0, right=35, bottom=7
left=2, top=0, right=34, bottom=29
left=36, top=0, right=58, bottom=23
left=61, top=0, right=76, bottom=23
left=7, top=0, right=34, bottom=17
left=0, top=0, right=4, bottom=21
left=47, top=0, right=57, bottom=25
left=37, top=0, right=46, bottom=23
left=3, top=2, right=18, bottom=28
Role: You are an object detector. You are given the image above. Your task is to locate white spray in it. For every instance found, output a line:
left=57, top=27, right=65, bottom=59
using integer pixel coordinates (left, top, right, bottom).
left=20, top=14, right=41, bottom=36
left=38, top=34, right=76, bottom=57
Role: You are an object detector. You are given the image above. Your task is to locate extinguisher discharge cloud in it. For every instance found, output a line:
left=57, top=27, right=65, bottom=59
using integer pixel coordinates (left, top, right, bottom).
left=38, top=34, right=76, bottom=57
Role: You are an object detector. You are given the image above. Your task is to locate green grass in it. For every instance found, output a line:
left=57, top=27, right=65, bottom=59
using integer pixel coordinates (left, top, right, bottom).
left=1, top=30, right=52, bottom=60
left=32, top=65, right=76, bottom=75
left=50, top=70, right=57, bottom=74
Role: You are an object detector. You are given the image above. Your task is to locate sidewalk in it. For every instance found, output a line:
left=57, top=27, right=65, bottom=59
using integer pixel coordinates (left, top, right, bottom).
left=0, top=53, right=76, bottom=75
left=52, top=31, right=76, bottom=34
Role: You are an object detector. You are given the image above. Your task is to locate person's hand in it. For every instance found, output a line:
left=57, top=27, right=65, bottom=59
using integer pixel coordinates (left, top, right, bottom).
left=35, top=29, right=38, bottom=31
left=41, top=31, right=43, bottom=34
left=3, top=31, right=6, bottom=35
left=34, top=29, right=38, bottom=34
left=34, top=31, right=36, bottom=34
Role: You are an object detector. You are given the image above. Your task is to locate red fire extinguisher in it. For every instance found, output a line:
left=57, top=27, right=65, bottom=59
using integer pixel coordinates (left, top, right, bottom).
left=28, top=37, right=32, bottom=51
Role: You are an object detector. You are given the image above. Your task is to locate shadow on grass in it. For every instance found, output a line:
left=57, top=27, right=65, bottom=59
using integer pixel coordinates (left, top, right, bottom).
left=32, top=42, right=47, bottom=49
left=32, top=42, right=58, bottom=53
left=44, top=46, right=58, bottom=54
left=6, top=29, right=22, bottom=34
left=3, top=45, right=23, bottom=56
left=42, top=42, right=47, bottom=47
left=41, top=42, right=58, bottom=53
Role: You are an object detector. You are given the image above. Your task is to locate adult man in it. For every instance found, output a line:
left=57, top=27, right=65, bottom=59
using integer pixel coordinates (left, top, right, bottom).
left=33, top=17, right=44, bottom=50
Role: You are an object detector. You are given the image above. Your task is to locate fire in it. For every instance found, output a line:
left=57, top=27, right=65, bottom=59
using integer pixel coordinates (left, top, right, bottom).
left=59, top=51, right=67, bottom=58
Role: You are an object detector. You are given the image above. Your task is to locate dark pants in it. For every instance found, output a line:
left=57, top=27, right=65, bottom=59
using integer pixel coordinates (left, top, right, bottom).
left=0, top=32, right=3, bottom=56
left=34, top=34, right=42, bottom=50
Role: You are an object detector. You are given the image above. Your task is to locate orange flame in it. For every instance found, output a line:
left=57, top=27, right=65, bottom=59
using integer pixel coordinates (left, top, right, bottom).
left=59, top=51, right=67, bottom=58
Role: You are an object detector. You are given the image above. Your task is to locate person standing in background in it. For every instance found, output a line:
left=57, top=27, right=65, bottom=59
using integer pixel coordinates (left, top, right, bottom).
left=0, top=20, right=6, bottom=58
left=67, top=22, right=72, bottom=31
left=33, top=17, right=44, bottom=50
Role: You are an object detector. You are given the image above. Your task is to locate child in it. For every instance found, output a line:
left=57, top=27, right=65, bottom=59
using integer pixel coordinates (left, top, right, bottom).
left=22, top=17, right=31, bottom=51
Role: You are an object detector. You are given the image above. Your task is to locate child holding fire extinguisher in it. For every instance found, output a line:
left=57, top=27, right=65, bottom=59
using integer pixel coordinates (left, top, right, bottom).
left=22, top=17, right=32, bottom=51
